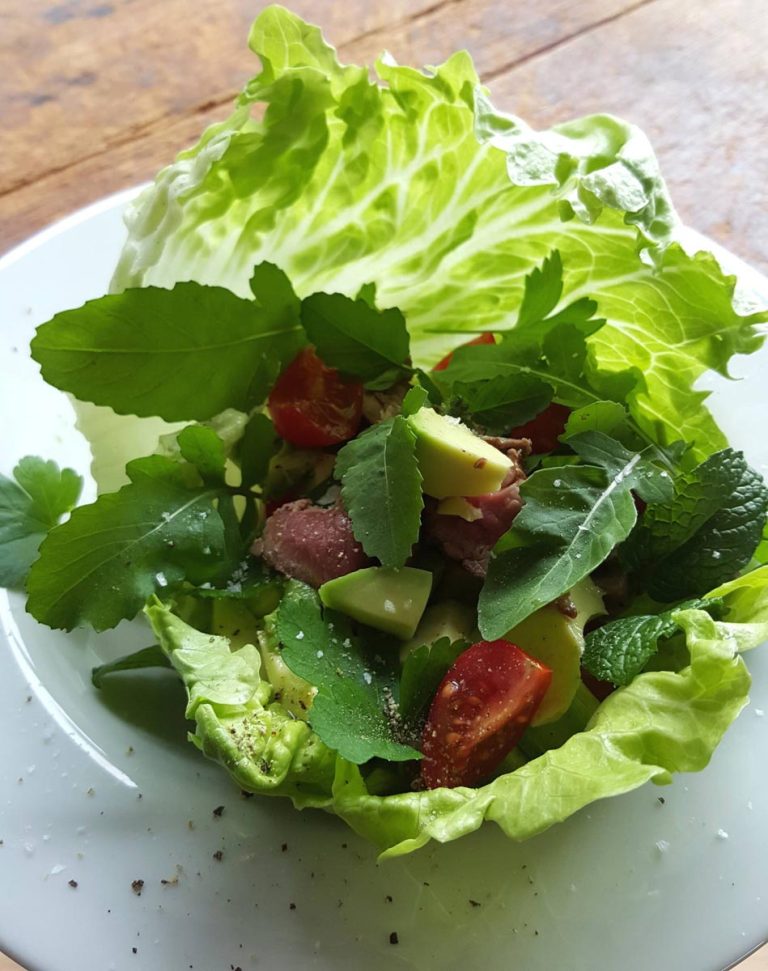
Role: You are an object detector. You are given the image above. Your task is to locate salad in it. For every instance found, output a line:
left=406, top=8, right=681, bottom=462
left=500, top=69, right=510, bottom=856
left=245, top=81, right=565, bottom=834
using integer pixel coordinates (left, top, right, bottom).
left=2, top=5, right=768, bottom=859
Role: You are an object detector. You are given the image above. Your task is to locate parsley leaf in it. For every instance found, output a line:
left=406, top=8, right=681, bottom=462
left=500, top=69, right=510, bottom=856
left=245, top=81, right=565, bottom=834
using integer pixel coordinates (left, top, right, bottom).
left=479, top=464, right=638, bottom=638
left=566, top=431, right=674, bottom=503
left=335, top=416, right=423, bottom=568
left=31, top=271, right=303, bottom=421
left=276, top=581, right=419, bottom=763
left=26, top=471, right=232, bottom=631
left=300, top=292, right=411, bottom=389
left=0, top=457, right=82, bottom=590
left=624, top=448, right=768, bottom=601
left=91, top=645, right=173, bottom=689
left=582, top=598, right=725, bottom=685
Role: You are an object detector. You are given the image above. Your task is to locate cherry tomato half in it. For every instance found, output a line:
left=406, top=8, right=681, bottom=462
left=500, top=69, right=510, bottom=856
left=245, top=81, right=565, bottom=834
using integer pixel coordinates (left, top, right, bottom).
left=509, top=402, right=572, bottom=454
left=432, top=332, right=496, bottom=371
left=268, top=347, right=363, bottom=448
left=421, top=639, right=552, bottom=789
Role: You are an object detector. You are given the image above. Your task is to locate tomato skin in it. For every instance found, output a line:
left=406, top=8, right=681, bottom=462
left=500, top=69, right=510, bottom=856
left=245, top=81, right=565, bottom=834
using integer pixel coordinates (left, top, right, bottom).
left=421, top=639, right=552, bottom=789
left=432, top=332, right=496, bottom=371
left=509, top=402, right=572, bottom=453
left=268, top=347, right=363, bottom=448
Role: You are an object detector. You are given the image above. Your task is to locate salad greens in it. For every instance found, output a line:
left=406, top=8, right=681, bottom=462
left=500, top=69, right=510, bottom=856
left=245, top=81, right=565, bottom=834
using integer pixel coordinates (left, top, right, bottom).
left=2, top=5, right=768, bottom=857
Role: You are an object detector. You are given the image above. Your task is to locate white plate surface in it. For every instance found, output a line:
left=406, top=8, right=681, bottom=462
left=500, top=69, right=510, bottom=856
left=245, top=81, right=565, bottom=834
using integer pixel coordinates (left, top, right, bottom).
left=1, top=192, right=767, bottom=971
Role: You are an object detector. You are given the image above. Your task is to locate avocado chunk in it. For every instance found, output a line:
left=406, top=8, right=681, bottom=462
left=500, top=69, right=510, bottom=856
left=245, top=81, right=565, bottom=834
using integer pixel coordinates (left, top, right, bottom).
left=436, top=496, right=483, bottom=521
left=407, top=408, right=512, bottom=498
left=399, top=600, right=478, bottom=664
left=505, top=577, right=605, bottom=726
left=319, top=566, right=432, bottom=640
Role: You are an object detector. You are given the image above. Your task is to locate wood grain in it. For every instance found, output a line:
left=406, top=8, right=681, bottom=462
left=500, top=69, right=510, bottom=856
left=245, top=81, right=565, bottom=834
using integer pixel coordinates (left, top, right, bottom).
left=1, top=0, right=644, bottom=251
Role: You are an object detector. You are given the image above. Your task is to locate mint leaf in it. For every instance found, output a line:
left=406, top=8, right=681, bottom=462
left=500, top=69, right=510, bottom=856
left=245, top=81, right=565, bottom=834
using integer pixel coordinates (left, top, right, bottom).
left=31, top=277, right=303, bottom=421
left=26, top=477, right=231, bottom=631
left=566, top=431, right=674, bottom=503
left=276, top=581, right=419, bottom=763
left=0, top=457, right=82, bottom=589
left=300, top=292, right=411, bottom=389
left=237, top=413, right=281, bottom=489
left=91, top=645, right=173, bottom=689
left=335, top=416, right=423, bottom=568
left=177, top=426, right=227, bottom=483
left=479, top=465, right=638, bottom=638
left=625, top=448, right=768, bottom=600
left=453, top=373, right=552, bottom=433
left=399, top=637, right=468, bottom=726
left=582, top=598, right=725, bottom=685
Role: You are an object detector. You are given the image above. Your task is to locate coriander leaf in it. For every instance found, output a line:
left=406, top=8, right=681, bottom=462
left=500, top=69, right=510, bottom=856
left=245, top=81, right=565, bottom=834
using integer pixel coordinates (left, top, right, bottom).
left=453, top=374, right=552, bottom=433
left=401, top=385, right=428, bottom=417
left=177, top=426, right=227, bottom=483
left=582, top=598, right=724, bottom=686
left=479, top=465, right=638, bottom=638
left=276, top=581, right=419, bottom=763
left=31, top=280, right=303, bottom=421
left=335, top=416, right=423, bottom=568
left=0, top=457, right=82, bottom=589
left=237, top=412, right=281, bottom=488
left=566, top=431, right=674, bottom=503
left=399, top=637, right=468, bottom=726
left=26, top=477, right=230, bottom=631
left=91, top=645, right=173, bottom=689
left=300, top=292, right=411, bottom=388
left=625, top=448, right=768, bottom=601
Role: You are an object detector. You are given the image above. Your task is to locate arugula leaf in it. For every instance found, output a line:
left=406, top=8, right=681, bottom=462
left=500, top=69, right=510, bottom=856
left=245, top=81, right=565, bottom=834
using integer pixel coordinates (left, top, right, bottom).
left=91, top=645, right=173, bottom=689
left=335, top=417, right=423, bottom=568
left=453, top=374, right=553, bottom=433
left=399, top=637, right=468, bottom=726
left=582, top=598, right=725, bottom=686
left=563, top=401, right=642, bottom=445
left=479, top=465, right=638, bottom=638
left=177, top=426, right=227, bottom=483
left=625, top=448, right=768, bottom=601
left=300, top=292, right=411, bottom=389
left=237, top=412, right=281, bottom=489
left=0, top=457, right=82, bottom=589
left=31, top=276, right=303, bottom=421
left=276, top=581, right=419, bottom=763
left=515, top=250, right=565, bottom=328
left=26, top=475, right=231, bottom=631
left=566, top=431, right=674, bottom=503
left=401, top=385, right=428, bottom=418
left=356, top=282, right=377, bottom=309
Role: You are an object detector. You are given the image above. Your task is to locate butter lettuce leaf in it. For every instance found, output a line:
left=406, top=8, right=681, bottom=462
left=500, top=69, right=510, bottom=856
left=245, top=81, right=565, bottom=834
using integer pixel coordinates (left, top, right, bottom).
left=97, top=5, right=765, bottom=489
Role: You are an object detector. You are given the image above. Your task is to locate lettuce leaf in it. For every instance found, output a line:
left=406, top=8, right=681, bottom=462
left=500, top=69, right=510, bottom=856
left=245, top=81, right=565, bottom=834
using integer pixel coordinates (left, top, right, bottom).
left=144, top=567, right=768, bottom=857
left=85, top=4, right=766, bottom=490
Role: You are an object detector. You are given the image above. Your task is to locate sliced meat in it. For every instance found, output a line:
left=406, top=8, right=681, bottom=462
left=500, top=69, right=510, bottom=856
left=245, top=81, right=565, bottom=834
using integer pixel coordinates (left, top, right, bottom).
left=254, top=499, right=369, bottom=587
left=425, top=441, right=527, bottom=577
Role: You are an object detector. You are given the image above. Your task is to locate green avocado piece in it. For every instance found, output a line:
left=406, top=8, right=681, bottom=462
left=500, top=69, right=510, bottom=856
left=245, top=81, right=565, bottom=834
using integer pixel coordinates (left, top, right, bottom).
left=520, top=681, right=601, bottom=758
left=407, top=408, right=513, bottom=498
left=319, top=566, right=433, bottom=640
left=505, top=577, right=605, bottom=726
left=399, top=600, right=478, bottom=664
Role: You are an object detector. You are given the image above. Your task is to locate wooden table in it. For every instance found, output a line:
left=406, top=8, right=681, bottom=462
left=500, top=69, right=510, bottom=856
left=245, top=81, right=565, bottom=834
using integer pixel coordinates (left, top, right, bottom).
left=0, top=1, right=766, bottom=969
